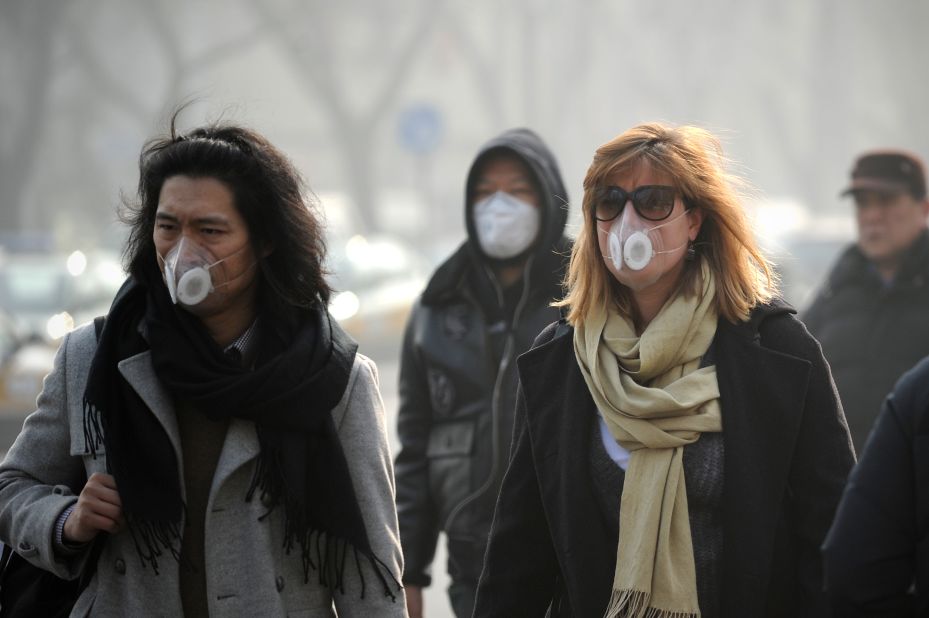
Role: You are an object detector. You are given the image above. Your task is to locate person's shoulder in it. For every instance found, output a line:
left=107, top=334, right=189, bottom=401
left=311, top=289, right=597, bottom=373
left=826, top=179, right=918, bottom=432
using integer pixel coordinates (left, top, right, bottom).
left=747, top=298, right=797, bottom=336
left=807, top=242, right=871, bottom=305
left=886, top=355, right=929, bottom=431
left=737, top=299, right=819, bottom=356
left=531, top=318, right=571, bottom=348
left=331, top=353, right=382, bottom=429
left=420, top=242, right=471, bottom=305
left=63, top=318, right=105, bottom=358
left=349, top=353, right=378, bottom=391
left=517, top=318, right=574, bottom=378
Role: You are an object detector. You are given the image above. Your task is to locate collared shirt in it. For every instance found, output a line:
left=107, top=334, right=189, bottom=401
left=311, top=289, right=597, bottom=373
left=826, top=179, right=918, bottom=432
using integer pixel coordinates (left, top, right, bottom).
left=222, top=319, right=258, bottom=367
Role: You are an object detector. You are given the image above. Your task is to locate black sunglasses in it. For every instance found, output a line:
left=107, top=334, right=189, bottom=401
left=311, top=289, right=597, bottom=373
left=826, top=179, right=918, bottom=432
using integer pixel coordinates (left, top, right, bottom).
left=592, top=185, right=678, bottom=222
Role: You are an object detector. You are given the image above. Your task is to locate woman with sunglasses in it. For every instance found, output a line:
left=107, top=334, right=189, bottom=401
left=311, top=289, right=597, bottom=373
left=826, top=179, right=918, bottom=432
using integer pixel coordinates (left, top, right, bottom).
left=472, top=123, right=855, bottom=618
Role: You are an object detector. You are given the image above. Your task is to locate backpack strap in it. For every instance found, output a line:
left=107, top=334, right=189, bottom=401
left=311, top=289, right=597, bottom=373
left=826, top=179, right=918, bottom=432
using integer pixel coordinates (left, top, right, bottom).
left=93, top=316, right=105, bottom=342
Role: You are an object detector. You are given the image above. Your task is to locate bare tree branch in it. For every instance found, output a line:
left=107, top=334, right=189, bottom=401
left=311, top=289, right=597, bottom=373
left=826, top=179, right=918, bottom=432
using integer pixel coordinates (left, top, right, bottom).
left=251, top=0, right=448, bottom=231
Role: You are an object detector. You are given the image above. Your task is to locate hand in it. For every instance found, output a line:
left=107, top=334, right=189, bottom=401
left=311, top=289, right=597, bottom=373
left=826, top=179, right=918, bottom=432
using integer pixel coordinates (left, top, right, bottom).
left=63, top=472, right=125, bottom=544
left=406, top=585, right=423, bottom=618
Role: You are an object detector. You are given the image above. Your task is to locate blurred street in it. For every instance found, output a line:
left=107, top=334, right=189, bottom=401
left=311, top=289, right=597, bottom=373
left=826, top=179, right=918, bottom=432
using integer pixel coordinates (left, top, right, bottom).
left=369, top=352, right=455, bottom=618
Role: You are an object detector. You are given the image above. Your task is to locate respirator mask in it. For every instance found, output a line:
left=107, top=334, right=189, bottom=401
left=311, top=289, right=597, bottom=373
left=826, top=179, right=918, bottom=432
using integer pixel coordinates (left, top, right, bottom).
left=602, top=206, right=691, bottom=291
left=157, top=237, right=252, bottom=307
left=472, top=191, right=540, bottom=259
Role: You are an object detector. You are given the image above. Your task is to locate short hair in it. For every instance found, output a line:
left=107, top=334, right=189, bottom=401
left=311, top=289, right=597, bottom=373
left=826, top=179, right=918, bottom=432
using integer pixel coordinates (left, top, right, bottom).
left=121, top=110, right=331, bottom=322
left=556, top=123, right=775, bottom=325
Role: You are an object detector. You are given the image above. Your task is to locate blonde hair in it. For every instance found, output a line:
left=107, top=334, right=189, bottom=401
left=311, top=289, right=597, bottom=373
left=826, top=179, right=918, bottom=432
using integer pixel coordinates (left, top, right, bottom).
left=557, top=123, right=776, bottom=325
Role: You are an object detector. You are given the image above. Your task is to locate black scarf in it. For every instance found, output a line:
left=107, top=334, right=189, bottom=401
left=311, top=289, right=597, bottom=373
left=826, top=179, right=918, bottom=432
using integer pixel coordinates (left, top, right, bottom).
left=83, top=264, right=398, bottom=600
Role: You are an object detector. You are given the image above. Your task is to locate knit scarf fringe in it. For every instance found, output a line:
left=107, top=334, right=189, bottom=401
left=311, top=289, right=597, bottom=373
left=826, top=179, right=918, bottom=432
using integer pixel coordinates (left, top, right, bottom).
left=84, top=400, right=400, bottom=600
left=246, top=440, right=401, bottom=601
left=83, top=400, right=104, bottom=457
left=604, top=589, right=700, bottom=618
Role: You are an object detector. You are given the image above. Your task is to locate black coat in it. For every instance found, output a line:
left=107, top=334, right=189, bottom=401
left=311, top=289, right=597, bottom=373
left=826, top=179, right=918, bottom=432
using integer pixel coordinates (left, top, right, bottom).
left=803, top=230, right=929, bottom=453
left=823, top=355, right=929, bottom=616
left=394, top=128, right=571, bottom=588
left=473, top=302, right=855, bottom=618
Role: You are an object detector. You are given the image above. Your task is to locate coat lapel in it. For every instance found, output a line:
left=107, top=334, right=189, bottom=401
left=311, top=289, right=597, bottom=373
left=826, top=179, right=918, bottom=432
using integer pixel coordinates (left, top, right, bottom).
left=118, top=351, right=262, bottom=500
left=714, top=320, right=811, bottom=616
left=518, top=332, right=616, bottom=617
left=118, top=350, right=183, bottom=463
left=212, top=419, right=261, bottom=494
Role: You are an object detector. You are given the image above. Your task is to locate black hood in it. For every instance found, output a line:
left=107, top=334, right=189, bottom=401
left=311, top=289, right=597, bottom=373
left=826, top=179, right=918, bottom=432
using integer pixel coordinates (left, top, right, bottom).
left=463, top=128, right=569, bottom=263
left=422, top=128, right=571, bottom=306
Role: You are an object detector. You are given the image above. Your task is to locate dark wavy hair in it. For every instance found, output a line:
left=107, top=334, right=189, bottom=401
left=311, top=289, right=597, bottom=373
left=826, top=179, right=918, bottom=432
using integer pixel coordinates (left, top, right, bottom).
left=121, top=110, right=331, bottom=323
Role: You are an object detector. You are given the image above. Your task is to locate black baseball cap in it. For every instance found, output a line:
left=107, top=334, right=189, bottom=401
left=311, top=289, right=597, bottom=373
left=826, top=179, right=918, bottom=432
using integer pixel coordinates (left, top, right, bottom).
left=841, top=150, right=927, bottom=199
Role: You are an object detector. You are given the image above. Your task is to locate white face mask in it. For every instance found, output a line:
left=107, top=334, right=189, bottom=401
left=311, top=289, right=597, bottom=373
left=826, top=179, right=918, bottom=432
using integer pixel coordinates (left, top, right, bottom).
left=472, top=191, right=541, bottom=259
left=601, top=205, right=691, bottom=291
left=157, top=237, right=251, bottom=307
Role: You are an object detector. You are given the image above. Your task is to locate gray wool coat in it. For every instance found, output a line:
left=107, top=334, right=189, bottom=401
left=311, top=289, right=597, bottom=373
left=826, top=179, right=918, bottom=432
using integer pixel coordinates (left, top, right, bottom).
left=0, top=321, right=407, bottom=617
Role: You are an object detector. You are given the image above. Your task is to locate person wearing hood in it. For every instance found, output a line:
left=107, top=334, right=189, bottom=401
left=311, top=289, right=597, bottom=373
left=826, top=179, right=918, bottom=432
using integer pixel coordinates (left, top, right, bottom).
left=394, top=128, right=571, bottom=618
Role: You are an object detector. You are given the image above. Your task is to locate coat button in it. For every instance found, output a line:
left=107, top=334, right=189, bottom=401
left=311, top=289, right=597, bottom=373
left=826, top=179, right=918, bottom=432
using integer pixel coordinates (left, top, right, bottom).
left=275, top=576, right=285, bottom=592
left=17, top=542, right=33, bottom=553
left=115, top=559, right=126, bottom=574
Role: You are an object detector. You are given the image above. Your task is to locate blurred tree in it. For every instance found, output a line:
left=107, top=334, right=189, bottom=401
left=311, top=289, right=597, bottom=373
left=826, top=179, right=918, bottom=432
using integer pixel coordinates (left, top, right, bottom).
left=0, top=1, right=62, bottom=234
left=252, top=0, right=447, bottom=233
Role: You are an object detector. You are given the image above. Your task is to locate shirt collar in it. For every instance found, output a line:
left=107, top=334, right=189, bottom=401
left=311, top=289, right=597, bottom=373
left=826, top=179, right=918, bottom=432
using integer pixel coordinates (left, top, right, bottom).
left=223, top=319, right=259, bottom=366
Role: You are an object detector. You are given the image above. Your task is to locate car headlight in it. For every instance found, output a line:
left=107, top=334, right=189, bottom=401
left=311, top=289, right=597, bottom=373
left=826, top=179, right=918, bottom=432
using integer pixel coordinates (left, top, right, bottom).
left=329, top=291, right=360, bottom=321
left=46, top=312, right=75, bottom=340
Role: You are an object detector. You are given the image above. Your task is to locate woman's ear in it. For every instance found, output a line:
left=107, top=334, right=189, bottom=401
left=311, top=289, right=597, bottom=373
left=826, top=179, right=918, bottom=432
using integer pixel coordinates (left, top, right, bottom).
left=687, top=207, right=705, bottom=241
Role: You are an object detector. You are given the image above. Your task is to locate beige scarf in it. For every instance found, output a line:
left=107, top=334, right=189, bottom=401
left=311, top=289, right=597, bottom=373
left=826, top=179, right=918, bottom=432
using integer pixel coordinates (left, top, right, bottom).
left=574, top=262, right=722, bottom=618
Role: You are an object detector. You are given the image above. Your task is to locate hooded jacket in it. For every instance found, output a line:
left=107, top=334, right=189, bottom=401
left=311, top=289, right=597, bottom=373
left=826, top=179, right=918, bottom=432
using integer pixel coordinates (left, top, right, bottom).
left=394, top=128, right=571, bottom=588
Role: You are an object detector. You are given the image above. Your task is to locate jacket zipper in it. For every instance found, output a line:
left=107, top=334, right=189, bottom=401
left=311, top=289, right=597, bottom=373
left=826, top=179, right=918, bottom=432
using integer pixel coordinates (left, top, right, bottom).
left=443, top=257, right=535, bottom=533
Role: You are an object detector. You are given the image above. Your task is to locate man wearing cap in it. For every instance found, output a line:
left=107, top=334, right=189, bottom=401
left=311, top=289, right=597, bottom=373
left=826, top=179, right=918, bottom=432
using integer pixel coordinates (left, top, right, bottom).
left=805, top=150, right=929, bottom=453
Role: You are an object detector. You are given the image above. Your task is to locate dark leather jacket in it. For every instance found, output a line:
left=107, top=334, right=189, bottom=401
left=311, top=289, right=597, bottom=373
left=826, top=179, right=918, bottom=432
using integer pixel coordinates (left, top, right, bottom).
left=394, top=128, right=571, bottom=587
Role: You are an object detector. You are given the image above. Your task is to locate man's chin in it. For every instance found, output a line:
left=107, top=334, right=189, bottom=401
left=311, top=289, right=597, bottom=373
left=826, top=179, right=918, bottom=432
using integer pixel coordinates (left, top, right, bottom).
left=858, top=240, right=888, bottom=262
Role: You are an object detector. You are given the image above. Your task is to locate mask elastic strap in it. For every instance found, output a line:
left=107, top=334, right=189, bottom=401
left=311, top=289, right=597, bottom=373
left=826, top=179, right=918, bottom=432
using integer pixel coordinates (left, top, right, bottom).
left=210, top=260, right=258, bottom=292
left=203, top=243, right=251, bottom=273
left=644, top=206, right=691, bottom=232
left=652, top=239, right=689, bottom=256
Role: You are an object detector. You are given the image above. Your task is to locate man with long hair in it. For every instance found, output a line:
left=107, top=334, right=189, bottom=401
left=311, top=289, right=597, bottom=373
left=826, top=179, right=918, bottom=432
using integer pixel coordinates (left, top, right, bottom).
left=0, top=114, right=405, bottom=616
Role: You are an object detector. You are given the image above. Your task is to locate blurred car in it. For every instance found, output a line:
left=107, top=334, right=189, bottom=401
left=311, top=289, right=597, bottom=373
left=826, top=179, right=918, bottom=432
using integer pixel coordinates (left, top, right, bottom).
left=0, top=309, right=40, bottom=452
left=0, top=249, right=124, bottom=344
left=326, top=234, right=429, bottom=362
left=750, top=199, right=854, bottom=312
left=0, top=249, right=125, bottom=451
left=774, top=233, right=851, bottom=312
